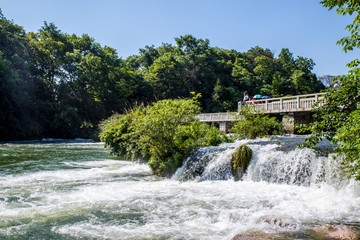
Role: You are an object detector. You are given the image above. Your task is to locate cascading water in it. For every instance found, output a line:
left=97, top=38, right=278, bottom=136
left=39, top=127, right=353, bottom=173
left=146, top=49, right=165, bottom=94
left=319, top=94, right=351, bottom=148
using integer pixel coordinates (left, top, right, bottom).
left=0, top=137, right=359, bottom=240
left=173, top=136, right=346, bottom=187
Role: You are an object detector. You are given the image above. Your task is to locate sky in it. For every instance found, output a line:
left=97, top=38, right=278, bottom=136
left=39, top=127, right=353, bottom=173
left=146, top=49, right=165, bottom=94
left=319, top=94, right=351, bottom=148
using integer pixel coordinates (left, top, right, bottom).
left=1, top=0, right=358, bottom=76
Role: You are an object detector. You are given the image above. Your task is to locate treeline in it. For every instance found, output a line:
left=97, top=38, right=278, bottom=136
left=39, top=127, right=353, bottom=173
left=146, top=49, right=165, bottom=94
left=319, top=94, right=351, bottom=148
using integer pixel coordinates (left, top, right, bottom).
left=0, top=10, right=324, bottom=141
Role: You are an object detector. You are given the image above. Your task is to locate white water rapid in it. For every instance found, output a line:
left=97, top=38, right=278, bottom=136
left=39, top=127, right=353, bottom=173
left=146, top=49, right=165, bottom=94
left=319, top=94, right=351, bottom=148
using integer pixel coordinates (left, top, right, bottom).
left=174, top=136, right=345, bottom=186
left=0, top=137, right=359, bottom=239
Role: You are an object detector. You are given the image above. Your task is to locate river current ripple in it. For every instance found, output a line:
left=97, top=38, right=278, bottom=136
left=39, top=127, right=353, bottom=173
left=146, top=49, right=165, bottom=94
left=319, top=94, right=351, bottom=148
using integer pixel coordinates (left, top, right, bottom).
left=0, top=138, right=359, bottom=239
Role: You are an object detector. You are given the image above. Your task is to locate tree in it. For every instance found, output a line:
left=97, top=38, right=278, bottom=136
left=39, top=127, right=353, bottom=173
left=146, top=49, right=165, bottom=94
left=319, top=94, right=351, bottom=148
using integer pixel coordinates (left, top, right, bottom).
left=300, top=0, right=360, bottom=180
left=333, top=110, right=360, bottom=179
left=144, top=52, right=187, bottom=99
left=253, top=55, right=276, bottom=85
left=320, top=1, right=360, bottom=56
left=0, top=10, right=38, bottom=140
left=0, top=52, right=22, bottom=139
left=25, top=22, right=153, bottom=139
left=175, top=35, right=219, bottom=111
left=277, top=48, right=296, bottom=77
left=27, top=22, right=71, bottom=137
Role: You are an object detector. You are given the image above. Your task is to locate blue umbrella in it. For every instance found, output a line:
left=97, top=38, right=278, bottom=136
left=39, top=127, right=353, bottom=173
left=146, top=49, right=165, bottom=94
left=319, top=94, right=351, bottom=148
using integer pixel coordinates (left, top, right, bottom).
left=253, top=94, right=263, bottom=99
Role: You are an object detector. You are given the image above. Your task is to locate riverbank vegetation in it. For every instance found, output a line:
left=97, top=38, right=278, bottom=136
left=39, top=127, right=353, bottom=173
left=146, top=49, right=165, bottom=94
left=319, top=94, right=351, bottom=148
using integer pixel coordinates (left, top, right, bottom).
left=231, top=106, right=283, bottom=139
left=300, top=0, right=360, bottom=180
left=100, top=99, right=286, bottom=177
left=99, top=98, right=229, bottom=177
left=0, top=9, right=324, bottom=141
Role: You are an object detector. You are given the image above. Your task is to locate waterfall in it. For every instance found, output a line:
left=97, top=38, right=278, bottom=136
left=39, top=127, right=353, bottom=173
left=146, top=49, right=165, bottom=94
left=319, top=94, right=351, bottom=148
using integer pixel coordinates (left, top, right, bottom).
left=173, top=136, right=346, bottom=187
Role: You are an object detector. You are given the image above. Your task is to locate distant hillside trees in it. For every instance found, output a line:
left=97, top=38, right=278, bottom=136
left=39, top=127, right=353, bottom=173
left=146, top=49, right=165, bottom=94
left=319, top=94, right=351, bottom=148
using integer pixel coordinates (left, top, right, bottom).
left=132, top=37, right=324, bottom=112
left=0, top=10, right=324, bottom=140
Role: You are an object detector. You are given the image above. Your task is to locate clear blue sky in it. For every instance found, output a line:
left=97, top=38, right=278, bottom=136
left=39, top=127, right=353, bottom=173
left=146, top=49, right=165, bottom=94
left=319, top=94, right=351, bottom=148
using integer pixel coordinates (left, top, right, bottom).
left=1, top=0, right=358, bottom=76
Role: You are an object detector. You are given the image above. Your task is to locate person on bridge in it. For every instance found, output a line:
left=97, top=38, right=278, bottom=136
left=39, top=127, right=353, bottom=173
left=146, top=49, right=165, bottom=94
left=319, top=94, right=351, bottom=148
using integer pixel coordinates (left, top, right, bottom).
left=243, top=91, right=250, bottom=102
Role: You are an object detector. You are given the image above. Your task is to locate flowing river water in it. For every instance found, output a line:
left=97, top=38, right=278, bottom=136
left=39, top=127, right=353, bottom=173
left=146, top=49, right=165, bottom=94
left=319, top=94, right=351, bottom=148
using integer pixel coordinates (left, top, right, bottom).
left=0, top=136, right=359, bottom=239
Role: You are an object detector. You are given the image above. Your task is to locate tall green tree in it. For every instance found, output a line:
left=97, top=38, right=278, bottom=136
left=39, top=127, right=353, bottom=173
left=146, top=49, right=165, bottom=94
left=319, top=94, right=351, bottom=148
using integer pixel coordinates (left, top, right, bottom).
left=300, top=0, right=360, bottom=180
left=144, top=51, right=186, bottom=99
left=174, top=35, right=219, bottom=111
left=25, top=23, right=152, bottom=138
left=0, top=10, right=38, bottom=140
left=27, top=22, right=68, bottom=137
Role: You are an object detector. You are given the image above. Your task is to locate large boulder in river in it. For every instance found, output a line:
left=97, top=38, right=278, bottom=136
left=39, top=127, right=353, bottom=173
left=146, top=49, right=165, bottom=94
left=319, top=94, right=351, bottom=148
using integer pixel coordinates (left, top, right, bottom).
left=231, top=144, right=252, bottom=181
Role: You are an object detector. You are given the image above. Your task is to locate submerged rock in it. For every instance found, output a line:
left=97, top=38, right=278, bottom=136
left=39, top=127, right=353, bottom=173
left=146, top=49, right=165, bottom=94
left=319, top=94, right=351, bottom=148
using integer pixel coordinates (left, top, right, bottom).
left=231, top=231, right=294, bottom=240
left=311, top=225, right=360, bottom=240
left=258, top=215, right=297, bottom=228
left=231, top=234, right=262, bottom=240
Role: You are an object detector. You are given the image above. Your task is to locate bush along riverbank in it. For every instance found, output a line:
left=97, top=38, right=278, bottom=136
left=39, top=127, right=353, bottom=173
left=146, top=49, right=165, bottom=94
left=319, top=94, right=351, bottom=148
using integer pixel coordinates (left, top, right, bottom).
left=99, top=98, right=286, bottom=178
left=231, top=106, right=283, bottom=139
left=99, top=98, right=231, bottom=177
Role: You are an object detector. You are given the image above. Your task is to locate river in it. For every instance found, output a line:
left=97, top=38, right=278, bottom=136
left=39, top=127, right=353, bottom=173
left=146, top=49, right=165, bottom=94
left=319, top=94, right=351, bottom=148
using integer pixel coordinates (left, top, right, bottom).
left=0, top=137, right=359, bottom=239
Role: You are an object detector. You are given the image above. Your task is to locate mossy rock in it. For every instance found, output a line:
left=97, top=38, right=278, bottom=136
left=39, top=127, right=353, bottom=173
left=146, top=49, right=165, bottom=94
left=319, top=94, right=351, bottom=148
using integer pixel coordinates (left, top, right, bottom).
left=232, top=144, right=252, bottom=181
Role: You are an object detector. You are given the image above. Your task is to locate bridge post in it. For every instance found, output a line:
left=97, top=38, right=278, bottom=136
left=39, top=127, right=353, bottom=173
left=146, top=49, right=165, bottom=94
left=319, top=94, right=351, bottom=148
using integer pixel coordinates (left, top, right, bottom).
left=238, top=101, right=242, bottom=111
left=297, top=96, right=300, bottom=108
left=219, top=122, right=233, bottom=133
left=282, top=114, right=294, bottom=134
left=265, top=100, right=269, bottom=111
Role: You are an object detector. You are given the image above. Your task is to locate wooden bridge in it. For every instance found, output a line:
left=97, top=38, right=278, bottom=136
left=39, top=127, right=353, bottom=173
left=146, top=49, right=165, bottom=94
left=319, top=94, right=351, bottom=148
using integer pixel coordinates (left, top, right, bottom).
left=196, top=92, right=326, bottom=132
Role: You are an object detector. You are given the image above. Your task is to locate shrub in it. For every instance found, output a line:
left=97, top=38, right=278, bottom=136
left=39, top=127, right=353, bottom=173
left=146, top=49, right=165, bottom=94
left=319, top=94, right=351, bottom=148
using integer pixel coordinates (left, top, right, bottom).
left=99, top=107, right=144, bottom=159
left=99, top=99, right=229, bottom=177
left=333, top=110, right=360, bottom=180
left=231, top=106, right=283, bottom=139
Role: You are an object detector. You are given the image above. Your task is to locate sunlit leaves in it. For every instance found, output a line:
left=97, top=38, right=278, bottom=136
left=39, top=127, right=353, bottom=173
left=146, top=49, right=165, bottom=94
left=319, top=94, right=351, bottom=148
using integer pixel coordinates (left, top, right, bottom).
left=321, top=0, right=360, bottom=54
left=301, top=0, right=360, bottom=180
left=231, top=106, right=283, bottom=139
left=99, top=99, right=228, bottom=177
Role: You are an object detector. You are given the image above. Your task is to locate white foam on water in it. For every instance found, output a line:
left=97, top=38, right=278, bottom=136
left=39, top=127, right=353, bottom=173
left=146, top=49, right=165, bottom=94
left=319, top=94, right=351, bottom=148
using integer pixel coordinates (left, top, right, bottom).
left=47, top=179, right=360, bottom=240
left=0, top=139, right=359, bottom=240
left=63, top=159, right=138, bottom=168
left=0, top=160, right=150, bottom=187
left=0, top=160, right=152, bottom=219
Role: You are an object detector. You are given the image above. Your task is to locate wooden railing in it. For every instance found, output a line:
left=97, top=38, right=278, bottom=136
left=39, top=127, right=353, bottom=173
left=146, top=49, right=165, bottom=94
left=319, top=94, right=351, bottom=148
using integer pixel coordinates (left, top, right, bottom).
left=238, top=93, right=326, bottom=113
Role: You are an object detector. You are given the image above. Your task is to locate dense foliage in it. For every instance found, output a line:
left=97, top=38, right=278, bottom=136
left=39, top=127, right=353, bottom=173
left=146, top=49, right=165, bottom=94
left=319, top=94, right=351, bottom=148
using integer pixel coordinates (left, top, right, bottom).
left=0, top=9, right=324, bottom=141
left=99, top=99, right=229, bottom=177
left=231, top=106, right=283, bottom=139
left=133, top=38, right=324, bottom=113
left=300, top=0, right=360, bottom=180
left=0, top=11, right=151, bottom=140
